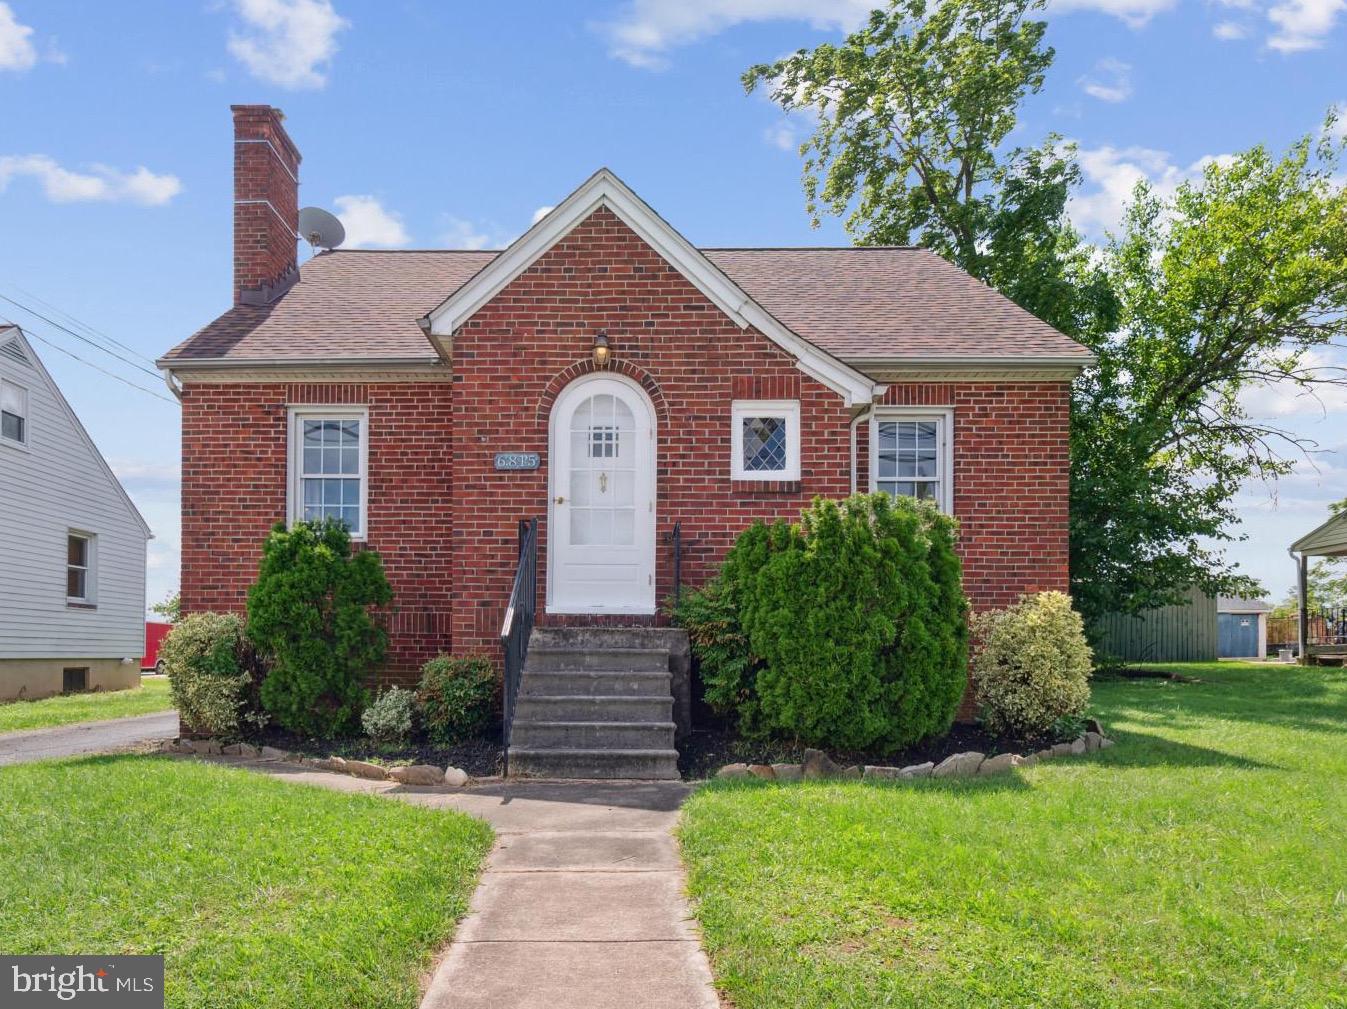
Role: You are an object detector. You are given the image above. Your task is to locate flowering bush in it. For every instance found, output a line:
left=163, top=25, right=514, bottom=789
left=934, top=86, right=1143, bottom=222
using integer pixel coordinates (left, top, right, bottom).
left=971, top=591, right=1093, bottom=736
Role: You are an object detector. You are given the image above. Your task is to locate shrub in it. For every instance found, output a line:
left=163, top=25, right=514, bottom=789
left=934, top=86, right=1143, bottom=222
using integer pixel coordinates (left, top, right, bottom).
left=246, top=519, right=393, bottom=737
left=362, top=687, right=415, bottom=747
left=681, top=493, right=969, bottom=751
left=161, top=612, right=256, bottom=737
left=971, top=591, right=1094, bottom=737
left=417, top=655, right=496, bottom=745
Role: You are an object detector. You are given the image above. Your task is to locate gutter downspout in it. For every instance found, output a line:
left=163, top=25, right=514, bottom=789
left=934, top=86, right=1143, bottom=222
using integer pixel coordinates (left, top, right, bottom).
left=161, top=367, right=183, bottom=401
left=1289, top=545, right=1308, bottom=664
left=849, top=406, right=873, bottom=495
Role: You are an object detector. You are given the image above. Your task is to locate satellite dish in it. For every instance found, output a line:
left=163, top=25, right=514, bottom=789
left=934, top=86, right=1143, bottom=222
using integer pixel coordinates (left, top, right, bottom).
left=299, top=206, right=345, bottom=251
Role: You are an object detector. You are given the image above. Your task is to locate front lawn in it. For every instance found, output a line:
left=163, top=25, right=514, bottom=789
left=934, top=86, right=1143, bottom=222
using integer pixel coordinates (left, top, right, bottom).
left=0, top=675, right=174, bottom=734
left=680, top=661, right=1347, bottom=1008
left=0, top=756, right=493, bottom=1009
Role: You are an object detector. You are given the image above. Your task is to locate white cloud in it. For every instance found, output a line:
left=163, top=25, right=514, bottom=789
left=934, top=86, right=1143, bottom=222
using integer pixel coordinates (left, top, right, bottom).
left=1240, top=349, right=1347, bottom=419
left=439, top=216, right=498, bottom=250
left=0, top=155, right=182, bottom=205
left=0, top=2, right=36, bottom=71
left=1069, top=145, right=1232, bottom=237
left=763, top=120, right=802, bottom=151
left=596, top=0, right=872, bottom=70
left=333, top=194, right=409, bottom=248
left=226, top=0, right=347, bottom=90
left=530, top=205, right=555, bottom=225
left=110, top=458, right=181, bottom=491
left=1213, top=20, right=1251, bottom=38
left=1049, top=0, right=1177, bottom=28
left=1077, top=58, right=1133, bottom=102
left=1267, top=0, right=1346, bottom=51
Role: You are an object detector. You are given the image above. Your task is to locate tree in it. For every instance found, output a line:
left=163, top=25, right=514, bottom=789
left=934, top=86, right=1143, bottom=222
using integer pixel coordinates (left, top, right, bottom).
left=743, top=0, right=1118, bottom=340
left=246, top=519, right=392, bottom=736
left=150, top=590, right=181, bottom=623
left=1071, top=134, right=1347, bottom=619
left=750, top=0, right=1347, bottom=623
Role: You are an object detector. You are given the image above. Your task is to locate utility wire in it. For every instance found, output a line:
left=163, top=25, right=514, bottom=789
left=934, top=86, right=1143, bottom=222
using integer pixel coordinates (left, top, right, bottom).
left=0, top=292, right=163, bottom=381
left=1, top=315, right=176, bottom=405
left=0, top=282, right=159, bottom=368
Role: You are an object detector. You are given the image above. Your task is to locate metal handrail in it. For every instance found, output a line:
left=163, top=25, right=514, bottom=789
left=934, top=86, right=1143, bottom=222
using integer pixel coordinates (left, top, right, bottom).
left=500, top=518, right=539, bottom=776
left=670, top=520, right=683, bottom=610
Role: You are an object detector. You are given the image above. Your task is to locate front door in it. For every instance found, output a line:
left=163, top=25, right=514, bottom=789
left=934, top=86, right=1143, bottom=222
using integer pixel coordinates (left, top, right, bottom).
left=548, top=375, right=656, bottom=614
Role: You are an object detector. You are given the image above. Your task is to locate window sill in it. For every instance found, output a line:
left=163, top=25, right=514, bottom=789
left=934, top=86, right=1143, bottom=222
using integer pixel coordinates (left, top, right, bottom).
left=66, top=601, right=97, bottom=610
left=731, top=479, right=802, bottom=495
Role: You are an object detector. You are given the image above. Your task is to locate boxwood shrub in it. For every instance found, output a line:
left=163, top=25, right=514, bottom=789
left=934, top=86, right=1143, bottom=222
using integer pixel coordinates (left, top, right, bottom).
left=679, top=493, right=968, bottom=751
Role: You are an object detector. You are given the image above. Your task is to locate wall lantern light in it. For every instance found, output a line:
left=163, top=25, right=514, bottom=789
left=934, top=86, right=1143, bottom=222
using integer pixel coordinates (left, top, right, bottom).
left=592, top=332, right=611, bottom=368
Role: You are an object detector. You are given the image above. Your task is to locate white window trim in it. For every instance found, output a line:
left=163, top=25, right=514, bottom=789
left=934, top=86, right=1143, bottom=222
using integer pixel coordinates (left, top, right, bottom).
left=1, top=376, right=29, bottom=451
left=66, top=530, right=96, bottom=605
left=731, top=399, right=801, bottom=481
left=869, top=407, right=955, bottom=513
left=286, top=405, right=370, bottom=541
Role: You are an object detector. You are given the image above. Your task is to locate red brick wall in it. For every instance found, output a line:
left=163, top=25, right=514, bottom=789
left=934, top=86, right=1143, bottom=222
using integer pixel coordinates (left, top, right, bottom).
left=179, top=380, right=453, bottom=681
left=449, top=207, right=853, bottom=656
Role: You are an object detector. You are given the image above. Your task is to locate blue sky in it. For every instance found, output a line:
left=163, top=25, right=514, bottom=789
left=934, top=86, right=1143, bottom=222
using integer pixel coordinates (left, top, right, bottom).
left=1, top=0, right=1343, bottom=612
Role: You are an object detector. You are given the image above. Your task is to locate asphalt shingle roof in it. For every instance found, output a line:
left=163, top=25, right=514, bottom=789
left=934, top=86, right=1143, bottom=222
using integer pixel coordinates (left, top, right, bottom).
left=160, top=247, right=1090, bottom=365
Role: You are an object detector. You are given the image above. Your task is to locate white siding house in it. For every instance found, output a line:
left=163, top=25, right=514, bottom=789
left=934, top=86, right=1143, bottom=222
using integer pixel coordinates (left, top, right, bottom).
left=0, top=325, right=152, bottom=700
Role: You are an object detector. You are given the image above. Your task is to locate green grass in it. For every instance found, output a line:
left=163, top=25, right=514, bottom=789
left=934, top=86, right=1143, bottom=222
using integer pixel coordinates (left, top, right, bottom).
left=0, top=675, right=174, bottom=733
left=679, top=661, right=1347, bottom=1009
left=0, top=756, right=493, bottom=1009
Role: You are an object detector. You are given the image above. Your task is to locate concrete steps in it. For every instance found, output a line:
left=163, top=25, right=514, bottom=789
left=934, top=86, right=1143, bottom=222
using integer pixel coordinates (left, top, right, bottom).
left=507, top=628, right=683, bottom=780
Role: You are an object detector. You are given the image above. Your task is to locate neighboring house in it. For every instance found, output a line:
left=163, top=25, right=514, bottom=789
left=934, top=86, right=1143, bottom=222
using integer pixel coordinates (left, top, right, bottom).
left=1217, top=596, right=1272, bottom=659
left=0, top=325, right=153, bottom=700
left=160, top=106, right=1092, bottom=753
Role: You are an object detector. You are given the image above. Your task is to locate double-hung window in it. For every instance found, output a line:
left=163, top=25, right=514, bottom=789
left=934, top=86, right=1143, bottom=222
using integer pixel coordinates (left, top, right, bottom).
left=67, top=532, right=94, bottom=603
left=1, top=378, right=26, bottom=446
left=871, top=409, right=953, bottom=512
left=731, top=400, right=801, bottom=481
left=289, top=408, right=368, bottom=538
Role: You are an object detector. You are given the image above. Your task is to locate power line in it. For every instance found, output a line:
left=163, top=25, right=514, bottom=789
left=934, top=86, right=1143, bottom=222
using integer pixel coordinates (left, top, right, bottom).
left=0, top=292, right=163, bottom=381
left=0, top=282, right=158, bottom=368
left=1, top=316, right=176, bottom=405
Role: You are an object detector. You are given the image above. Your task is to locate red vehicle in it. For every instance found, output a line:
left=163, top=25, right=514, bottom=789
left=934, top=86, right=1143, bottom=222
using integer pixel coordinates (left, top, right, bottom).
left=141, top=621, right=173, bottom=673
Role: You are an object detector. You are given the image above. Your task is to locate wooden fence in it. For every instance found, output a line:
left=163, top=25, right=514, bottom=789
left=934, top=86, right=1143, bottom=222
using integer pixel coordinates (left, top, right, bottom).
left=1093, top=588, right=1218, bottom=662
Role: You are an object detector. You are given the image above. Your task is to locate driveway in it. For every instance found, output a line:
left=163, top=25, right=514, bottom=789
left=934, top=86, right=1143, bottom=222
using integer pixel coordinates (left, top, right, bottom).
left=0, top=711, right=179, bottom=766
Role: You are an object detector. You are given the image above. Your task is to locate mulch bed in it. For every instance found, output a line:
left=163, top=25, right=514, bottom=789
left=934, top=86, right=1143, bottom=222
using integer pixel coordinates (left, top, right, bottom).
left=246, top=727, right=504, bottom=779
left=676, top=716, right=1069, bottom=780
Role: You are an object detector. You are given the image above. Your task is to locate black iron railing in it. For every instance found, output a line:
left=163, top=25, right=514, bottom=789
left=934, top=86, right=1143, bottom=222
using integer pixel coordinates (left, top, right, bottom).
left=500, top=518, right=538, bottom=776
left=668, top=520, right=683, bottom=610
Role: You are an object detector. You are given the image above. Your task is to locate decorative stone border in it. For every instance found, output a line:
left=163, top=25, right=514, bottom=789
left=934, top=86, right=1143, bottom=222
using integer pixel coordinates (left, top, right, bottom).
left=714, top=725, right=1115, bottom=782
left=158, top=737, right=471, bottom=787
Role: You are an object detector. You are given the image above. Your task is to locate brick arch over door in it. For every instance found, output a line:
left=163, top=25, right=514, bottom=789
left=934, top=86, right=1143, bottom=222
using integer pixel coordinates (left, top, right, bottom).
left=535, top=358, right=670, bottom=429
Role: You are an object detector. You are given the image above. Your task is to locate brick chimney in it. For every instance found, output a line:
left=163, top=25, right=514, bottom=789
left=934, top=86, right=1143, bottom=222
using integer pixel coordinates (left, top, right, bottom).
left=232, top=104, right=301, bottom=305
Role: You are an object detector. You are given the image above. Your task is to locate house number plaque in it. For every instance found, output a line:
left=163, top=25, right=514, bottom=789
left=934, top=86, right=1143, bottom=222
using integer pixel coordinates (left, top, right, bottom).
left=494, top=452, right=540, bottom=471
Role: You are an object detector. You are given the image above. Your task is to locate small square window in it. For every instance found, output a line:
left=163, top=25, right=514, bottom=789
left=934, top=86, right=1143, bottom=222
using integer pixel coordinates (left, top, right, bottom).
left=731, top=400, right=800, bottom=481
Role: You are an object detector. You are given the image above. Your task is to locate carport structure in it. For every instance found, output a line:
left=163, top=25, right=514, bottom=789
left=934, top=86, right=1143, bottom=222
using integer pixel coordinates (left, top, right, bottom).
left=1290, top=510, right=1347, bottom=664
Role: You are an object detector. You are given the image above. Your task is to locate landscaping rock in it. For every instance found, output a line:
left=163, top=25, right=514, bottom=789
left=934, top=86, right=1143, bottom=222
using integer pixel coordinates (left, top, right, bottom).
left=1019, top=753, right=1039, bottom=766
left=716, top=763, right=751, bottom=780
left=1070, top=737, right=1087, bottom=755
left=312, top=755, right=347, bottom=772
left=190, top=739, right=223, bottom=755
left=863, top=765, right=901, bottom=780
left=802, top=748, right=844, bottom=780
left=223, top=742, right=261, bottom=758
left=840, top=765, right=862, bottom=779
left=771, top=763, right=803, bottom=781
left=1051, top=742, right=1074, bottom=758
left=443, top=766, right=469, bottom=787
left=932, top=751, right=985, bottom=778
left=1100, top=736, right=1115, bottom=749
left=748, top=764, right=776, bottom=781
left=344, top=759, right=389, bottom=780
left=1033, top=748, right=1055, bottom=761
left=1086, top=717, right=1104, bottom=735
left=389, top=764, right=445, bottom=786
left=1083, top=731, right=1105, bottom=752
left=978, top=753, right=1025, bottom=775
left=899, top=761, right=934, bottom=778
left=259, top=745, right=291, bottom=761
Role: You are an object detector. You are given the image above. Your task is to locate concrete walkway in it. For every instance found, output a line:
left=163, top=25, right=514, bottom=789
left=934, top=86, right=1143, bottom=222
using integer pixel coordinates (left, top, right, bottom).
left=227, top=762, right=720, bottom=1009
left=0, top=710, right=179, bottom=766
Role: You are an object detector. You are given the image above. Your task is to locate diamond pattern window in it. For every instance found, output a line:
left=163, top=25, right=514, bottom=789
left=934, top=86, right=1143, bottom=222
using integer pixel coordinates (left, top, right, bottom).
left=731, top=401, right=800, bottom=481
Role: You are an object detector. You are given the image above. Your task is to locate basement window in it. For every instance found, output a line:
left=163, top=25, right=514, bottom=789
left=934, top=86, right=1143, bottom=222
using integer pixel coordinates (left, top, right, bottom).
left=63, top=667, right=89, bottom=693
left=288, top=407, right=368, bottom=539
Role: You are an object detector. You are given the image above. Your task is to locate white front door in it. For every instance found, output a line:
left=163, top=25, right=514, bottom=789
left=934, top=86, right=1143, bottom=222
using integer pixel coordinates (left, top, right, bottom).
left=548, top=375, right=656, bottom=614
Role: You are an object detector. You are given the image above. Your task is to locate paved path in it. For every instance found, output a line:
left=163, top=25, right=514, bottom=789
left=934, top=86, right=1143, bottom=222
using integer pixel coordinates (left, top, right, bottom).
left=0, top=711, right=179, bottom=766
left=228, top=761, right=720, bottom=1009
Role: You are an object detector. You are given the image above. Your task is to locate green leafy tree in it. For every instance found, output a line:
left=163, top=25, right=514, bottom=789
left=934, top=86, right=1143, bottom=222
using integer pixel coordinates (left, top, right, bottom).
left=150, top=590, right=181, bottom=623
left=247, top=519, right=393, bottom=737
left=751, top=0, right=1347, bottom=622
left=1072, top=133, right=1347, bottom=619
left=744, top=0, right=1118, bottom=340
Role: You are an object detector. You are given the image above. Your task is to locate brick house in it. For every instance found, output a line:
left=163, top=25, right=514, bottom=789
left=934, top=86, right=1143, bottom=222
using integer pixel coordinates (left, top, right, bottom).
left=160, top=106, right=1091, bottom=775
